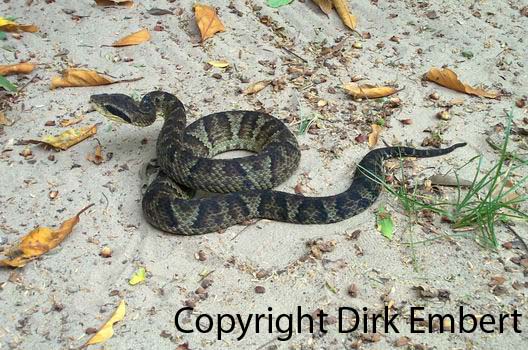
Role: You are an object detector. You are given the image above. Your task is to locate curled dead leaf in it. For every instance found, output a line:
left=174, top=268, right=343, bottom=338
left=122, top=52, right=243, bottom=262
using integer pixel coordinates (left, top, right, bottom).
left=333, top=0, right=357, bottom=30
left=208, top=60, right=230, bottom=68
left=112, top=28, right=150, bottom=47
left=59, top=115, right=84, bottom=127
left=83, top=300, right=126, bottom=346
left=368, top=124, right=382, bottom=148
left=0, top=111, right=14, bottom=126
left=95, top=0, right=134, bottom=7
left=425, top=67, right=499, bottom=99
left=0, top=204, right=94, bottom=268
left=242, top=80, right=272, bottom=95
left=194, top=4, right=226, bottom=41
left=343, top=83, right=399, bottom=99
left=87, top=144, right=104, bottom=165
left=51, top=69, right=113, bottom=89
left=0, top=17, right=38, bottom=33
left=313, top=0, right=333, bottom=15
left=29, top=125, right=97, bottom=150
left=0, top=63, right=35, bottom=76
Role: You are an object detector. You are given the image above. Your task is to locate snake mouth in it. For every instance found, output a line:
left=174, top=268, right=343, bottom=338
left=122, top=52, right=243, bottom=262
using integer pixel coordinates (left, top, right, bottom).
left=90, top=95, right=133, bottom=124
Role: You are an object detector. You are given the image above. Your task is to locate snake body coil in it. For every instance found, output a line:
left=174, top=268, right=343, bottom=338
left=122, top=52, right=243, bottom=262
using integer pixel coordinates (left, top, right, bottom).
left=91, top=91, right=466, bottom=235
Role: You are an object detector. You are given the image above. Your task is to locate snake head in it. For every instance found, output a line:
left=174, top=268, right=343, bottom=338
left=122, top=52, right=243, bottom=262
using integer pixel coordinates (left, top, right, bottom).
left=90, top=93, right=154, bottom=126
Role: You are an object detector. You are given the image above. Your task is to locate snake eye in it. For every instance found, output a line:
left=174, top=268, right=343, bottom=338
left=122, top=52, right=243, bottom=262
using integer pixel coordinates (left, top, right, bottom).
left=105, top=105, right=132, bottom=123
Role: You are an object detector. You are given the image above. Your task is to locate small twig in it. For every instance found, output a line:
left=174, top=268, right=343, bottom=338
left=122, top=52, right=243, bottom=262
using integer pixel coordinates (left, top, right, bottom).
left=16, top=75, right=39, bottom=93
left=256, top=336, right=278, bottom=350
left=281, top=47, right=308, bottom=63
left=505, top=223, right=528, bottom=254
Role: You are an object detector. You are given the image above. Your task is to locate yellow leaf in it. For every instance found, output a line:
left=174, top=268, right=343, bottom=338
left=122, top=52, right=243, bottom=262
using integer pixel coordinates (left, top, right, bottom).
left=343, top=83, right=398, bottom=99
left=368, top=124, right=382, bottom=148
left=36, top=125, right=97, bottom=150
left=50, top=69, right=114, bottom=89
left=208, top=60, right=230, bottom=68
left=242, top=80, right=272, bottom=95
left=333, top=0, right=357, bottom=30
left=425, top=67, right=500, bottom=99
left=0, top=17, right=38, bottom=33
left=95, top=0, right=134, bottom=7
left=0, top=204, right=94, bottom=268
left=87, top=144, right=104, bottom=165
left=59, top=115, right=85, bottom=127
left=194, top=4, right=226, bottom=41
left=313, top=0, right=333, bottom=15
left=0, top=63, right=35, bottom=76
left=0, top=111, right=14, bottom=126
left=84, top=300, right=126, bottom=346
left=112, top=28, right=151, bottom=47
left=129, top=267, right=146, bottom=285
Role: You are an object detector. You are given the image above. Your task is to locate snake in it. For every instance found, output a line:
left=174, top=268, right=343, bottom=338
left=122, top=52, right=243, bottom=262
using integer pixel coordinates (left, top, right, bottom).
left=90, top=91, right=466, bottom=235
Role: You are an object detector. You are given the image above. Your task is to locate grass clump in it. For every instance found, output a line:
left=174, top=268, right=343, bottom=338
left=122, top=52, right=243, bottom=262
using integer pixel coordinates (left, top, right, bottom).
left=380, top=112, right=527, bottom=249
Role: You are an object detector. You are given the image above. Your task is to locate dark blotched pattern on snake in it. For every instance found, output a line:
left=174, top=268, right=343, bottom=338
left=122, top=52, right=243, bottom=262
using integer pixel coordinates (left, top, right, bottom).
left=90, top=91, right=466, bottom=235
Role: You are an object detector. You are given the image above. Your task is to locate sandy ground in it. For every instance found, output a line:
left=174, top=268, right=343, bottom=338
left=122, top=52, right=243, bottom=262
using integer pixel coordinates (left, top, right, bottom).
left=1, top=0, right=528, bottom=349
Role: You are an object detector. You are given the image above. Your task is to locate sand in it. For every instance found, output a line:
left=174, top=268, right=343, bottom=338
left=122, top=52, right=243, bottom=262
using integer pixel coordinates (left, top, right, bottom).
left=1, top=0, right=527, bottom=349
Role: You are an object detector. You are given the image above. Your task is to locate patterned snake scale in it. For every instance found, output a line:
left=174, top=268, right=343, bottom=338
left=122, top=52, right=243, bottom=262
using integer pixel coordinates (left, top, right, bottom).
left=90, top=91, right=466, bottom=235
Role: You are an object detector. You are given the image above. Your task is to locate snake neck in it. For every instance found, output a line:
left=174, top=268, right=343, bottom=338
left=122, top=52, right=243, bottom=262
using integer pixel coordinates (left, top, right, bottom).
left=148, top=92, right=187, bottom=170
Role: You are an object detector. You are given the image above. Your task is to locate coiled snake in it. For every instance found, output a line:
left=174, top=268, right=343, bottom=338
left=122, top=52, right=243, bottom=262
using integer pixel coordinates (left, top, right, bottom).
left=91, top=91, right=466, bottom=235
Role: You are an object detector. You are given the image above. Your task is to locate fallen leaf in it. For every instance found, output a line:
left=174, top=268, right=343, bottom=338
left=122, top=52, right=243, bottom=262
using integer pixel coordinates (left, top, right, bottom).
left=0, top=75, right=17, bottom=92
left=208, top=60, right=230, bottom=68
left=112, top=28, right=150, bottom=47
left=343, top=83, right=398, bottom=99
left=59, top=115, right=85, bottom=127
left=129, top=267, right=146, bottom=285
left=491, top=176, right=520, bottom=204
left=147, top=8, right=173, bottom=15
left=87, top=144, right=104, bottom=164
left=95, top=0, right=134, bottom=7
left=333, top=0, right=357, bottom=30
left=30, top=125, right=97, bottom=150
left=0, top=63, right=35, bottom=76
left=51, top=69, right=114, bottom=89
left=0, top=111, right=14, bottom=126
left=425, top=67, right=499, bottom=99
left=266, top=0, right=294, bottom=8
left=242, top=80, right=272, bottom=95
left=313, top=0, right=333, bottom=15
left=368, top=124, right=382, bottom=148
left=376, top=205, right=394, bottom=240
left=0, top=204, right=94, bottom=268
left=428, top=175, right=473, bottom=187
left=0, top=17, right=38, bottom=33
left=194, top=4, right=225, bottom=41
left=83, top=300, right=126, bottom=346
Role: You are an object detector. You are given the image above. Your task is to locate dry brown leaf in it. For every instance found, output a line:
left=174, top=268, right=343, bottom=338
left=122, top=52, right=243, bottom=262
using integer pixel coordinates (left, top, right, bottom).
left=343, top=83, right=398, bottom=99
left=30, top=125, right=97, bottom=150
left=50, top=69, right=113, bottom=89
left=0, top=17, right=38, bottom=33
left=59, top=115, right=84, bottom=127
left=194, top=4, right=226, bottom=41
left=313, top=0, right=333, bottom=15
left=242, top=80, right=272, bottom=95
left=333, top=0, right=357, bottom=30
left=368, top=124, right=382, bottom=148
left=492, top=176, right=520, bottom=204
left=112, top=28, right=150, bottom=47
left=0, top=111, right=14, bottom=126
left=87, top=145, right=104, bottom=165
left=0, top=63, right=35, bottom=76
left=0, top=204, right=94, bottom=268
left=83, top=300, right=126, bottom=347
left=425, top=67, right=499, bottom=99
left=95, top=0, right=134, bottom=7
